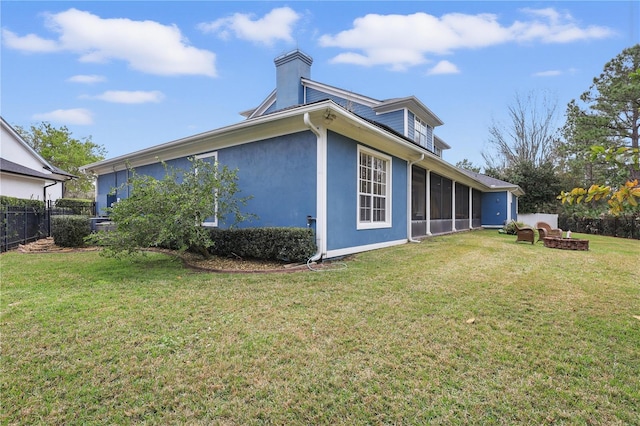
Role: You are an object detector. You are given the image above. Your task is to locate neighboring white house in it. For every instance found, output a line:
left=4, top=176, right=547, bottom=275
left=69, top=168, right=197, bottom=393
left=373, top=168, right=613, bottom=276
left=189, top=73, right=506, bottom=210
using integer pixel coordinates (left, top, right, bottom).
left=0, top=116, right=75, bottom=202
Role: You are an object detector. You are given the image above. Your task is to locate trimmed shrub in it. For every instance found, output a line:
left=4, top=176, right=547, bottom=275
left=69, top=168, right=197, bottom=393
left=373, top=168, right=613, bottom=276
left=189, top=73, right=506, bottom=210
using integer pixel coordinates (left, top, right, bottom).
left=207, top=227, right=316, bottom=262
left=558, top=214, right=639, bottom=239
left=0, top=196, right=45, bottom=211
left=51, top=215, right=91, bottom=247
left=55, top=198, right=94, bottom=215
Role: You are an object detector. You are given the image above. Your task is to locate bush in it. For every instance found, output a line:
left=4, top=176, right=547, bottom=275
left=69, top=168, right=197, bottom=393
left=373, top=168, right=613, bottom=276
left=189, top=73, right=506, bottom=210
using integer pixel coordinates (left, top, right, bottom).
left=558, top=214, right=640, bottom=239
left=55, top=198, right=94, bottom=215
left=502, top=221, right=528, bottom=235
left=206, top=227, right=316, bottom=262
left=51, top=215, right=91, bottom=247
left=0, top=196, right=45, bottom=211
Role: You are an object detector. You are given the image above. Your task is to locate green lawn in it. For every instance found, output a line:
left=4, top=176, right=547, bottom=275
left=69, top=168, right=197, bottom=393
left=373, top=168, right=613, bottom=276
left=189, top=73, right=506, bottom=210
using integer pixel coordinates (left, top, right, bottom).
left=1, top=230, right=639, bottom=425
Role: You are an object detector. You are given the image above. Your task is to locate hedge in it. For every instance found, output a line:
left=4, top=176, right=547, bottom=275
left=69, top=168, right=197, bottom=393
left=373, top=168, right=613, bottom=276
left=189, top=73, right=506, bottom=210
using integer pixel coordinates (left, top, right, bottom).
left=558, top=214, right=640, bottom=240
left=55, top=198, right=95, bottom=215
left=0, top=196, right=45, bottom=211
left=51, top=215, right=92, bottom=247
left=207, top=227, right=317, bottom=262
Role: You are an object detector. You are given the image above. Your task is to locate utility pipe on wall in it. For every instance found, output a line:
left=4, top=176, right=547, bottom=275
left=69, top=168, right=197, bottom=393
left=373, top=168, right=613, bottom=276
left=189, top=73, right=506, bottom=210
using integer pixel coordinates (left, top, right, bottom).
left=303, top=112, right=327, bottom=261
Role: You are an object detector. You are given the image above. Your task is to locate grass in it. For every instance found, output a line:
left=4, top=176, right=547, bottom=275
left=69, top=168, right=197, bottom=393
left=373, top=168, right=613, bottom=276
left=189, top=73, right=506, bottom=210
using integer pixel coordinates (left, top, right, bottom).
left=1, top=230, right=639, bottom=425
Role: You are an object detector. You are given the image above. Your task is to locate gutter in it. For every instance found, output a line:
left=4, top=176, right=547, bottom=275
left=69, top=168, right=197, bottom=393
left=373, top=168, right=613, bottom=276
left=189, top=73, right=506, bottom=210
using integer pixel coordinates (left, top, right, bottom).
left=303, top=112, right=326, bottom=262
left=407, top=154, right=424, bottom=243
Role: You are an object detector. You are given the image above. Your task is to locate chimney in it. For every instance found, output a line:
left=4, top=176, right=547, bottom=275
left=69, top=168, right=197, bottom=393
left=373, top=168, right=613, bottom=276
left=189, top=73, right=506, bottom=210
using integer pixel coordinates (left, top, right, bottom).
left=274, top=49, right=313, bottom=111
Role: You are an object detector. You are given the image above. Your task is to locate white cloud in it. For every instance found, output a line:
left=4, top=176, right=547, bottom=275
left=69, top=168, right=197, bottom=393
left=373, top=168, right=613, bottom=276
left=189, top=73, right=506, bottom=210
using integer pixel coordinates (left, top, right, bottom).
left=87, top=90, right=165, bottom=104
left=67, top=74, right=106, bottom=84
left=427, top=60, right=460, bottom=75
left=533, top=68, right=579, bottom=77
left=533, top=70, right=563, bottom=77
left=32, top=108, right=93, bottom=125
left=319, top=8, right=614, bottom=71
left=513, top=8, right=614, bottom=43
left=198, top=7, right=300, bottom=46
left=3, top=8, right=216, bottom=77
left=1, top=29, right=59, bottom=52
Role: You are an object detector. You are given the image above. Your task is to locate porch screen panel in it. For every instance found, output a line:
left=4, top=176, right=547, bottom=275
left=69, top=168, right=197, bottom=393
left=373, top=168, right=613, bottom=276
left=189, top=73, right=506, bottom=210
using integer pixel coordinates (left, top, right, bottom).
left=412, top=166, right=426, bottom=220
left=455, top=183, right=469, bottom=219
left=430, top=173, right=452, bottom=220
left=472, top=189, right=482, bottom=227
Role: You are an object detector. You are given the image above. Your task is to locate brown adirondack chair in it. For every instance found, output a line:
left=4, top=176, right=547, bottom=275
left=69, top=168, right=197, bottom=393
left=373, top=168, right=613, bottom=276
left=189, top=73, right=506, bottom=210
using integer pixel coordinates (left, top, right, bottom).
left=512, top=221, right=535, bottom=244
left=536, top=221, right=563, bottom=242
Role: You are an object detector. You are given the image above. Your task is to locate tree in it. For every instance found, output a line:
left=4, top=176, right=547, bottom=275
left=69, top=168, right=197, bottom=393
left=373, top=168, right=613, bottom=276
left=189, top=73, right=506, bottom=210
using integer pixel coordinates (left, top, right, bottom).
left=559, top=145, right=639, bottom=216
left=559, top=44, right=640, bottom=187
left=481, top=90, right=563, bottom=213
left=455, top=159, right=481, bottom=173
left=88, top=157, right=253, bottom=258
left=485, top=161, right=562, bottom=214
left=482, top=90, right=560, bottom=170
left=15, top=122, right=106, bottom=198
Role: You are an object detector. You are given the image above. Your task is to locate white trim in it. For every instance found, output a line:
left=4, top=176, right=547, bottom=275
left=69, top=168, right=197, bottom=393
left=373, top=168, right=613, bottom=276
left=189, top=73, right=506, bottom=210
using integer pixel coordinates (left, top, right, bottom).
left=451, top=180, right=457, bottom=232
left=357, top=145, right=392, bottom=230
left=195, top=151, right=218, bottom=227
left=326, top=239, right=407, bottom=259
left=304, top=112, right=327, bottom=261
left=302, top=78, right=380, bottom=108
left=468, top=187, right=473, bottom=229
left=426, top=170, right=432, bottom=236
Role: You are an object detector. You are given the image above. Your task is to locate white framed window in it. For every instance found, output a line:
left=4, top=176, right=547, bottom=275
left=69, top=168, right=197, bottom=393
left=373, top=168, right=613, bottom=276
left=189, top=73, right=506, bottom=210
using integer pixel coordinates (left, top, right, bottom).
left=358, top=146, right=392, bottom=229
left=414, top=117, right=433, bottom=151
left=195, top=151, right=218, bottom=227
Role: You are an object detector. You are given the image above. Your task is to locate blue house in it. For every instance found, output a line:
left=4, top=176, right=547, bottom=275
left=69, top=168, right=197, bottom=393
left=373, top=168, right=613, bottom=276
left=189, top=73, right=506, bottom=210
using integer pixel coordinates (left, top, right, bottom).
left=83, top=50, right=522, bottom=260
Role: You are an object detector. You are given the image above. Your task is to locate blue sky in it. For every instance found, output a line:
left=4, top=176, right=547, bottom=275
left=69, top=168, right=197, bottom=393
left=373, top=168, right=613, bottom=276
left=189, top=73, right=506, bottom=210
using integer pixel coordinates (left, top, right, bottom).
left=1, top=1, right=637, bottom=169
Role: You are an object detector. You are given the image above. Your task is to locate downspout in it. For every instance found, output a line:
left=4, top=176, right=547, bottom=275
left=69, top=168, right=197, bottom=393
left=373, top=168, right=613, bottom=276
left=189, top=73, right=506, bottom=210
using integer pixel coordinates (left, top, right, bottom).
left=304, top=112, right=326, bottom=261
left=407, top=154, right=424, bottom=243
left=43, top=181, right=58, bottom=203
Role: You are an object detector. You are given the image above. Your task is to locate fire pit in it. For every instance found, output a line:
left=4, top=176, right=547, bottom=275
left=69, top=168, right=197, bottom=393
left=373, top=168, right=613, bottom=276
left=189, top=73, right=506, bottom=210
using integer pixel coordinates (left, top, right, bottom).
left=543, top=237, right=589, bottom=251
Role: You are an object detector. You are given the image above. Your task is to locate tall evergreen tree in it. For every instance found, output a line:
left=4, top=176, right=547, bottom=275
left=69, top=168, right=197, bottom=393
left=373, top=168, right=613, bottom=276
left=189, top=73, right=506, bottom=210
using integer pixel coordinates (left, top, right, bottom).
left=559, top=44, right=640, bottom=186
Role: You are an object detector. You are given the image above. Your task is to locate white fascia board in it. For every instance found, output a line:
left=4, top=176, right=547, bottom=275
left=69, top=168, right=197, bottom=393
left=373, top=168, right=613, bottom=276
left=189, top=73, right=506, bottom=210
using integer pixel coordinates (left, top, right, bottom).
left=434, top=135, right=451, bottom=149
left=375, top=97, right=444, bottom=127
left=242, top=89, right=276, bottom=119
left=82, top=101, right=340, bottom=175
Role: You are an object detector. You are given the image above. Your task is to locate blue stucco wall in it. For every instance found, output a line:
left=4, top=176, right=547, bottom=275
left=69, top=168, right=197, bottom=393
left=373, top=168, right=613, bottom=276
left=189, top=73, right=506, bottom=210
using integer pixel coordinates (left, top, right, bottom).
left=95, top=157, right=193, bottom=215
left=326, top=131, right=408, bottom=252
left=95, top=133, right=316, bottom=228
left=481, top=191, right=508, bottom=227
left=218, top=131, right=316, bottom=228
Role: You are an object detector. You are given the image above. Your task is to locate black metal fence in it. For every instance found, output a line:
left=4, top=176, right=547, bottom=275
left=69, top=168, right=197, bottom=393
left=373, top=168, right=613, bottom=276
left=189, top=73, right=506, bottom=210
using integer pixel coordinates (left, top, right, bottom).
left=1, top=205, right=50, bottom=252
left=1, top=201, right=97, bottom=252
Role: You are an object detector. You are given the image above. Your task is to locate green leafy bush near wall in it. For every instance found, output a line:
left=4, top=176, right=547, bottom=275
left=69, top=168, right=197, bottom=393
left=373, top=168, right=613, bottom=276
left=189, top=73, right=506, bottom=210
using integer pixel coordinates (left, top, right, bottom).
left=0, top=196, right=45, bottom=210
left=502, top=221, right=529, bottom=235
left=207, top=227, right=317, bottom=262
left=51, top=215, right=91, bottom=247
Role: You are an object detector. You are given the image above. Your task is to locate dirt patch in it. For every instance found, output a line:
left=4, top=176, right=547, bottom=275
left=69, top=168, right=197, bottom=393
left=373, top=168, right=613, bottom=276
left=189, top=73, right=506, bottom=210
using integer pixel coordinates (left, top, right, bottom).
left=17, top=237, right=99, bottom=253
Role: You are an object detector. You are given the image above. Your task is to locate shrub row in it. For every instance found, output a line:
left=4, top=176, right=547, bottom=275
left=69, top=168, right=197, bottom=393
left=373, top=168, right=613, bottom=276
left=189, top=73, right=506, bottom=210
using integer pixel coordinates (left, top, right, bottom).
left=559, top=214, right=640, bottom=240
left=207, top=227, right=317, bottom=262
left=0, top=196, right=45, bottom=210
left=55, top=198, right=95, bottom=215
left=51, top=215, right=91, bottom=247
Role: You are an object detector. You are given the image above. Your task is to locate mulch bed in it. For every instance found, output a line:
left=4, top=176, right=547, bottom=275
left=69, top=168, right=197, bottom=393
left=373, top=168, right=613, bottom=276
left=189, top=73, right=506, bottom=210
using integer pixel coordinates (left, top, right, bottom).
left=14, top=238, right=336, bottom=273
